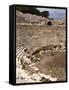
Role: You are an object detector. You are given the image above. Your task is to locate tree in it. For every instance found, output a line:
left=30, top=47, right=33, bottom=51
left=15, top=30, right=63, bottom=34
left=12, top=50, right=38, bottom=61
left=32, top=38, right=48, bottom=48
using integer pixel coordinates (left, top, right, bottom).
left=16, top=6, right=40, bottom=16
left=47, top=21, right=52, bottom=25
left=41, top=11, right=49, bottom=18
left=16, top=6, right=49, bottom=18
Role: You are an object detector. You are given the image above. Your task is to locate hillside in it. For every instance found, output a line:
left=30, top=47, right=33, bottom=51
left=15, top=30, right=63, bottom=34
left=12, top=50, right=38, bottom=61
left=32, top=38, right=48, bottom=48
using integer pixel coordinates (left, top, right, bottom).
left=16, top=10, right=66, bottom=83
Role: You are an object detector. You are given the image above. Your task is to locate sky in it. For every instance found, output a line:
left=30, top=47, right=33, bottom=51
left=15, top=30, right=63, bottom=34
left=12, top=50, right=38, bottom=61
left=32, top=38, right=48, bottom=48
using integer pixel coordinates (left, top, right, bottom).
left=37, top=8, right=66, bottom=20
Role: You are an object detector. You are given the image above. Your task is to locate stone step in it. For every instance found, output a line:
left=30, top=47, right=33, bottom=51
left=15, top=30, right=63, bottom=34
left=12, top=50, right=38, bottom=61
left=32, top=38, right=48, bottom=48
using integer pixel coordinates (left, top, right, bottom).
left=16, top=49, right=22, bottom=56
left=17, top=51, right=23, bottom=58
left=16, top=47, right=23, bottom=52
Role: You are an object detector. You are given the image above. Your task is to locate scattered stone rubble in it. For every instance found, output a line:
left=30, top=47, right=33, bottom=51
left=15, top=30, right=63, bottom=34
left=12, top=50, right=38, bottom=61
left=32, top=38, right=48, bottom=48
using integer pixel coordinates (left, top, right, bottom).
left=16, top=44, right=65, bottom=83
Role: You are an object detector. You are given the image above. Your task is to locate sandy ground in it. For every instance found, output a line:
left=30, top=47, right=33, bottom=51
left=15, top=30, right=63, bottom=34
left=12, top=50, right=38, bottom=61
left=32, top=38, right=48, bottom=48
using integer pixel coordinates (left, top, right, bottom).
left=35, top=51, right=66, bottom=81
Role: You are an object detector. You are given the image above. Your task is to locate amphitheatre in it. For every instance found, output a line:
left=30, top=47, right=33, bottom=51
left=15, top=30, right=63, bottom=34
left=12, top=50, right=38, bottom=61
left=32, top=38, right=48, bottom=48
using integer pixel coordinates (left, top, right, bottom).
left=16, top=10, right=66, bottom=83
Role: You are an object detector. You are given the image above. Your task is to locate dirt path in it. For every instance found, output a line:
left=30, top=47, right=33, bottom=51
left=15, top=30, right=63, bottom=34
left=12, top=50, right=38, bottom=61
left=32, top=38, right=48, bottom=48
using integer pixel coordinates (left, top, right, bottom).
left=36, top=51, right=66, bottom=81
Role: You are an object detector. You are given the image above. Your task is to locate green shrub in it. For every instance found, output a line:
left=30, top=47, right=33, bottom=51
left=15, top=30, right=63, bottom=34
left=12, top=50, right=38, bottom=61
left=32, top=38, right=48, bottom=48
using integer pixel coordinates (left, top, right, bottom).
left=47, top=21, right=52, bottom=25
